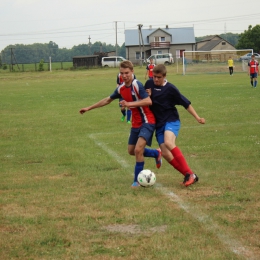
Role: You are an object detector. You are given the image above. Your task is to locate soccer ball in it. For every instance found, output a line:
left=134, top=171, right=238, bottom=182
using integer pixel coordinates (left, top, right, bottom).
left=137, top=169, right=156, bottom=187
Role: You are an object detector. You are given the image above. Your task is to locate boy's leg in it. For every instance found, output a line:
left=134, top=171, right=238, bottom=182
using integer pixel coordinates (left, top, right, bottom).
left=250, top=75, right=253, bottom=86
left=143, top=148, right=162, bottom=169
left=126, top=109, right=131, bottom=123
left=164, top=130, right=198, bottom=186
left=121, top=107, right=126, bottom=121
left=254, top=77, right=257, bottom=87
left=170, top=146, right=192, bottom=175
left=131, top=137, right=147, bottom=187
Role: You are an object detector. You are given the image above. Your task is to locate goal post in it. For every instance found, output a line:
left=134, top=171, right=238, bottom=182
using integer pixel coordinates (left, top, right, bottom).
left=182, top=49, right=253, bottom=75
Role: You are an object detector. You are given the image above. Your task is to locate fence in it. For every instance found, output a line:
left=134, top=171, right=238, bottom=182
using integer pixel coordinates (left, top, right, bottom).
left=5, top=61, right=73, bottom=72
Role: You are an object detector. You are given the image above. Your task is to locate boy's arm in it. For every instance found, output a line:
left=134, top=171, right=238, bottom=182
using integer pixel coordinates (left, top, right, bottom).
left=79, top=97, right=113, bottom=114
left=120, top=96, right=152, bottom=108
left=186, top=105, right=205, bottom=124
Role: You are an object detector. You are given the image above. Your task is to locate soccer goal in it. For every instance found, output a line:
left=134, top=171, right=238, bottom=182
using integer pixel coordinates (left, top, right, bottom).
left=182, top=49, right=253, bottom=75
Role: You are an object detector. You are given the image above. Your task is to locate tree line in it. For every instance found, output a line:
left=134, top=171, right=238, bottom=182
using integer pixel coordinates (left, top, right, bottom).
left=0, top=41, right=126, bottom=65
left=1, top=25, right=260, bottom=66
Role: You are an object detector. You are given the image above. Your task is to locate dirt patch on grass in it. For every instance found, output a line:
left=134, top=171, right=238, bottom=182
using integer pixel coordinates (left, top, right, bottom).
left=104, top=224, right=167, bottom=234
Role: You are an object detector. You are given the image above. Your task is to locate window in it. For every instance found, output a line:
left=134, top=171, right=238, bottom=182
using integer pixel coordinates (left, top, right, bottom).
left=154, top=36, right=166, bottom=42
left=222, top=42, right=226, bottom=45
left=157, top=51, right=162, bottom=54
left=136, top=52, right=144, bottom=59
left=104, top=58, right=116, bottom=61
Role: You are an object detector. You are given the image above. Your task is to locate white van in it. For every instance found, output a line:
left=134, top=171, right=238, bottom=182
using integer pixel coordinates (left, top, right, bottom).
left=101, top=56, right=126, bottom=67
left=146, top=53, right=174, bottom=65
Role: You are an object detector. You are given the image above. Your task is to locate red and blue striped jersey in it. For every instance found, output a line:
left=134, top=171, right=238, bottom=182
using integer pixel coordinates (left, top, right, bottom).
left=248, top=60, right=259, bottom=74
left=110, top=79, right=156, bottom=128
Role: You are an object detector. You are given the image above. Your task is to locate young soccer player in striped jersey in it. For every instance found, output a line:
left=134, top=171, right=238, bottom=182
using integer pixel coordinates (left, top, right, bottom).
left=80, top=60, right=161, bottom=188
left=248, top=55, right=259, bottom=88
left=144, top=64, right=206, bottom=187
left=145, top=58, right=155, bottom=80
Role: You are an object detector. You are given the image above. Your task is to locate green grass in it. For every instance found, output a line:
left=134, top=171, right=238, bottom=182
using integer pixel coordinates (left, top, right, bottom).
left=0, top=67, right=260, bottom=260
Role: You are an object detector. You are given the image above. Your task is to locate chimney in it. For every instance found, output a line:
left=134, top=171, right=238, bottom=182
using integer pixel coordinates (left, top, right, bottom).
left=149, top=25, right=152, bottom=30
left=166, top=25, right=169, bottom=29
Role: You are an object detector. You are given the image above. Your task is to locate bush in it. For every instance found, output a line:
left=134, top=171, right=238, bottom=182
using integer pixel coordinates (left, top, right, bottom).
left=38, top=59, right=44, bottom=71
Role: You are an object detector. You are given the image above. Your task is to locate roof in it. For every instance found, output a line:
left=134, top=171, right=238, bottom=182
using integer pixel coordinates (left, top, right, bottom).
left=196, top=35, right=216, bottom=43
left=125, top=27, right=195, bottom=46
left=197, top=40, right=223, bottom=51
left=73, top=55, right=99, bottom=58
left=196, top=35, right=236, bottom=51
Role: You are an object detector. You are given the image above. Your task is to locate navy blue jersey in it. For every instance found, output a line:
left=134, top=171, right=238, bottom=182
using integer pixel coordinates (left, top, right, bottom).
left=144, top=80, right=191, bottom=128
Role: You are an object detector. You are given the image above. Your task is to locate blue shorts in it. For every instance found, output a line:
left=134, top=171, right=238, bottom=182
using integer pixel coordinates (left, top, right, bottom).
left=128, top=123, right=155, bottom=147
left=250, top=73, right=258, bottom=79
left=156, top=121, right=181, bottom=145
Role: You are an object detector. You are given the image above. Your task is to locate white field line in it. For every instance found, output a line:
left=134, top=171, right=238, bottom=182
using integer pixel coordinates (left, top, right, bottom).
left=89, top=132, right=256, bottom=260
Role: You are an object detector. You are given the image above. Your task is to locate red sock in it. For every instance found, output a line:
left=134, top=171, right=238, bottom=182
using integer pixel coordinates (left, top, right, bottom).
left=171, top=147, right=192, bottom=175
left=169, top=158, right=185, bottom=176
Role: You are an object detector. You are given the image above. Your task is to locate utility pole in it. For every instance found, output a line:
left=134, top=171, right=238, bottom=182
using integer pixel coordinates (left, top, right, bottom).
left=88, top=35, right=91, bottom=54
left=137, top=24, right=145, bottom=66
left=10, top=48, right=20, bottom=71
left=115, top=21, right=118, bottom=56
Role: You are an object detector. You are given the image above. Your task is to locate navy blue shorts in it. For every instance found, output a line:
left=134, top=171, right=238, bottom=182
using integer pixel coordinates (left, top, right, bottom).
left=250, top=73, right=258, bottom=79
left=156, top=121, right=181, bottom=145
left=128, top=123, right=155, bottom=147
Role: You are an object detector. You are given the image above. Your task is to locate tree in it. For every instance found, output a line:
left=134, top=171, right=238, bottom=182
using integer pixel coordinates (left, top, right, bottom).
left=236, top=25, right=260, bottom=53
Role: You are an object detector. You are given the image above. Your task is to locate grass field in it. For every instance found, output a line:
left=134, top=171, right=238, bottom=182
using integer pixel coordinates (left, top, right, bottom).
left=0, top=67, right=260, bottom=260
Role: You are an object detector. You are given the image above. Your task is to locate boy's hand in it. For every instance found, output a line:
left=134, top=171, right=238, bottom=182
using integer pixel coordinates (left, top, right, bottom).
left=198, top=118, right=206, bottom=124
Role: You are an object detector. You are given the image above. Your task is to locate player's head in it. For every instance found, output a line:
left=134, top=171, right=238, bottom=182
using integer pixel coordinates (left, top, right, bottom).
left=153, top=64, right=167, bottom=76
left=150, top=58, right=154, bottom=64
left=153, top=64, right=167, bottom=86
left=120, top=60, right=134, bottom=71
left=120, top=60, right=134, bottom=85
left=251, top=54, right=255, bottom=60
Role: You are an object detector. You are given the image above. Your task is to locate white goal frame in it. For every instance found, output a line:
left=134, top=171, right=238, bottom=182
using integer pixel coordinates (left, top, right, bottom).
left=182, top=49, right=253, bottom=75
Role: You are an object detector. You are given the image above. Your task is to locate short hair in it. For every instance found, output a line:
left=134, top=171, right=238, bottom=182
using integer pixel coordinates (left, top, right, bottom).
left=153, top=64, right=167, bottom=76
left=120, top=60, right=134, bottom=70
left=252, top=54, right=255, bottom=58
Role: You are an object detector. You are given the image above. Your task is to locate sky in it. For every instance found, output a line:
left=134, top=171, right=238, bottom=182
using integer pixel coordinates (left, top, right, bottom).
left=0, top=0, right=259, bottom=52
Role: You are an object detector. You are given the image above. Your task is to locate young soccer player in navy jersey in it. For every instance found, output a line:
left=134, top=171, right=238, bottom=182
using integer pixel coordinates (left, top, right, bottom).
left=117, top=72, right=135, bottom=123
left=144, top=64, right=206, bottom=187
left=80, top=60, right=162, bottom=188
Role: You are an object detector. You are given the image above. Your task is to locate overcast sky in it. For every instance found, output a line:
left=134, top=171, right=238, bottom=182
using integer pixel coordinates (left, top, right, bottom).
left=0, top=0, right=259, bottom=51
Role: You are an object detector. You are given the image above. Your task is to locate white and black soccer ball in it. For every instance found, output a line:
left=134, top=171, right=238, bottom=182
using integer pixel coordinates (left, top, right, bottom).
left=137, top=169, right=156, bottom=187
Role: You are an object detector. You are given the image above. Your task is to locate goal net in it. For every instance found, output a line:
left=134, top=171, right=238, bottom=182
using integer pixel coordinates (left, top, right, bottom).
left=182, top=49, right=253, bottom=75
